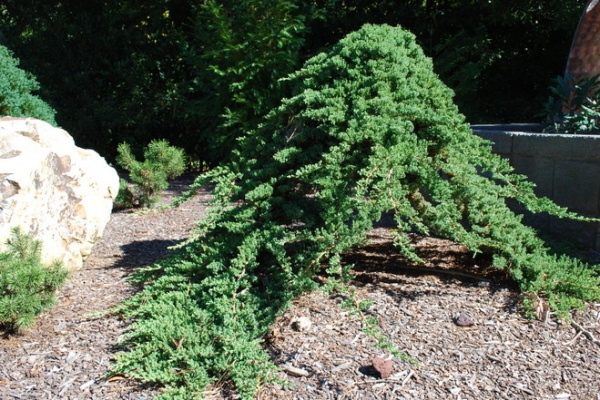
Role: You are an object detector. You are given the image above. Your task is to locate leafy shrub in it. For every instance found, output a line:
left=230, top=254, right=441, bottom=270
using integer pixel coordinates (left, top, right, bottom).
left=114, top=24, right=600, bottom=399
left=0, top=44, right=57, bottom=125
left=0, top=228, right=68, bottom=332
left=116, top=139, right=186, bottom=208
left=185, top=0, right=323, bottom=165
left=543, top=72, right=600, bottom=134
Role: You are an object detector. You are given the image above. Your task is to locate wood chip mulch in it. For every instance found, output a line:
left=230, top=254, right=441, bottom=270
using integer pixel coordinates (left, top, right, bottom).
left=1, top=177, right=599, bottom=400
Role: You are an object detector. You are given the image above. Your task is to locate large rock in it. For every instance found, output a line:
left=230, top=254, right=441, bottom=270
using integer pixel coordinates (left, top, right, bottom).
left=0, top=117, right=119, bottom=270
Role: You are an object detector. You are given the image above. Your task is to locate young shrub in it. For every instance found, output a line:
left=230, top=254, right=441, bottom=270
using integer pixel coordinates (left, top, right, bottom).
left=0, top=44, right=57, bottom=125
left=115, top=24, right=600, bottom=399
left=0, top=228, right=68, bottom=332
left=116, top=139, right=186, bottom=208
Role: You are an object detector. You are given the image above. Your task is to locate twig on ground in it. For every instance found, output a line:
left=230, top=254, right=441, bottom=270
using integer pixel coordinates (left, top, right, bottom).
left=570, top=321, right=600, bottom=347
left=401, top=370, right=415, bottom=387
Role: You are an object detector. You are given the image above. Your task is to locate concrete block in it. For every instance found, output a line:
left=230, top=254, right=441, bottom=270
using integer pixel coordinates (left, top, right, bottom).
left=472, top=124, right=600, bottom=249
left=510, top=156, right=554, bottom=199
left=472, top=131, right=513, bottom=155
left=547, top=217, right=598, bottom=250
left=553, top=160, right=600, bottom=213
left=512, top=133, right=600, bottom=161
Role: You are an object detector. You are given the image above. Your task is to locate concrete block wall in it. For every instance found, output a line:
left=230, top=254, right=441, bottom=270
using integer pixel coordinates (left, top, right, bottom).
left=472, top=124, right=600, bottom=250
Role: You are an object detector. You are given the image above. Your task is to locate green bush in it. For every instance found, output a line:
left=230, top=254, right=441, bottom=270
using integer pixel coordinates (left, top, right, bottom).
left=0, top=228, right=68, bottom=332
left=114, top=24, right=600, bottom=399
left=0, top=44, right=57, bottom=125
left=307, top=0, right=581, bottom=124
left=184, top=0, right=322, bottom=165
left=116, top=139, right=186, bottom=208
left=543, top=73, right=600, bottom=134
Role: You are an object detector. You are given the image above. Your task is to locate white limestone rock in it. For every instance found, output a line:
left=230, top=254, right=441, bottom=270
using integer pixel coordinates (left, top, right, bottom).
left=0, top=117, right=119, bottom=270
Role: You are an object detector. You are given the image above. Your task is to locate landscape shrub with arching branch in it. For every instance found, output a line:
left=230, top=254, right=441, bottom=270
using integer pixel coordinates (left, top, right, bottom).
left=114, top=24, right=600, bottom=399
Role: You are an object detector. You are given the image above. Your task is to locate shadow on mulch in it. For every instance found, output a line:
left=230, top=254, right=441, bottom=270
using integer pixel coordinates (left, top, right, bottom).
left=357, top=365, right=381, bottom=379
left=103, top=240, right=187, bottom=299
left=345, top=239, right=511, bottom=285
left=108, top=239, right=185, bottom=271
left=341, top=235, right=522, bottom=313
left=364, top=213, right=518, bottom=288
left=112, top=171, right=201, bottom=212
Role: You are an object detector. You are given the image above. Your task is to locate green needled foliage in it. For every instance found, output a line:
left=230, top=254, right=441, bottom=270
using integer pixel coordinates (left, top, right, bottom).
left=0, top=44, right=57, bottom=125
left=116, top=139, right=186, bottom=208
left=0, top=228, right=68, bottom=332
left=187, top=0, right=322, bottom=165
left=114, top=24, right=600, bottom=399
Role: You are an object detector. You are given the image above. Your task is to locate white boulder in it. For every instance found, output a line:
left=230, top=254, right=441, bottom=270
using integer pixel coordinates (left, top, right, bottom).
left=0, top=117, right=119, bottom=270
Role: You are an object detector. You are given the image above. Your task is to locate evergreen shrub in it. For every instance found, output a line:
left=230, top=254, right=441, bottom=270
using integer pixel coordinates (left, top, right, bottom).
left=186, top=0, right=322, bottom=165
left=0, top=228, right=68, bottom=332
left=116, top=139, right=186, bottom=208
left=0, top=44, right=57, bottom=125
left=114, top=24, right=600, bottom=399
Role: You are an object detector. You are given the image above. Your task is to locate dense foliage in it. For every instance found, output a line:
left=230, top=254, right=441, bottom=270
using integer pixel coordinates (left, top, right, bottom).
left=116, top=139, right=187, bottom=208
left=543, top=72, right=600, bottom=133
left=0, top=0, right=320, bottom=164
left=183, top=0, right=323, bottom=165
left=308, top=0, right=582, bottom=123
left=0, top=0, right=191, bottom=157
left=113, top=25, right=600, bottom=399
left=0, top=44, right=56, bottom=124
left=0, top=0, right=585, bottom=163
left=0, top=228, right=68, bottom=332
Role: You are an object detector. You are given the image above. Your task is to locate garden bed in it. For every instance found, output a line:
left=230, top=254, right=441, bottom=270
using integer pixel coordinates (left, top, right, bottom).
left=1, top=176, right=598, bottom=399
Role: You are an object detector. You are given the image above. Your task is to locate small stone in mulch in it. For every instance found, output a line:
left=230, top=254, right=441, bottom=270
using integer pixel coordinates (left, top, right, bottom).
left=453, top=311, right=476, bottom=327
left=282, top=364, right=310, bottom=377
left=291, top=316, right=312, bottom=332
left=372, top=356, right=393, bottom=379
left=54, top=321, right=68, bottom=332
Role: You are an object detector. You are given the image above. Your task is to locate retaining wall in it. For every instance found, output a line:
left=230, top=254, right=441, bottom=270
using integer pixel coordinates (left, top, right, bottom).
left=471, top=124, right=600, bottom=250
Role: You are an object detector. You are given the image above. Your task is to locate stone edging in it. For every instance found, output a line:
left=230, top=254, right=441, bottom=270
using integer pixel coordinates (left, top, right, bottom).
left=472, top=124, right=600, bottom=249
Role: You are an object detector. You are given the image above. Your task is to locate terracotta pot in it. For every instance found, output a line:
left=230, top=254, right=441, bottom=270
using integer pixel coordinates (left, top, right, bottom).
left=566, top=0, right=600, bottom=80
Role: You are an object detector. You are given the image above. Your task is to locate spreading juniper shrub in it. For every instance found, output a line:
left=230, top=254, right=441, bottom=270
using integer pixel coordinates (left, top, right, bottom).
left=113, top=24, right=600, bottom=399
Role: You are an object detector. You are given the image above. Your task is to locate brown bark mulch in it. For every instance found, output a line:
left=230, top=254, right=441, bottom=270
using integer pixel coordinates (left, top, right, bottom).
left=1, top=177, right=599, bottom=400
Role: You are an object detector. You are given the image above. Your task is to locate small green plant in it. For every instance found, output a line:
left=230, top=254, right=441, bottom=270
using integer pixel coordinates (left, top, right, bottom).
left=116, top=139, right=186, bottom=208
left=543, top=72, right=600, bottom=134
left=0, top=227, right=68, bottom=332
left=0, top=44, right=57, bottom=125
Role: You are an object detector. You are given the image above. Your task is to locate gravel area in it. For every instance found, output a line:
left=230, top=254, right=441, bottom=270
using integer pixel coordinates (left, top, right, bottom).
left=1, top=177, right=599, bottom=399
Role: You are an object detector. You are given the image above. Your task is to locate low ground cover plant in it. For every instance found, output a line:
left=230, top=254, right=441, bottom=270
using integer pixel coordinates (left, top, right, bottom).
left=113, top=24, right=600, bottom=399
left=0, top=228, right=68, bottom=333
left=116, top=139, right=186, bottom=208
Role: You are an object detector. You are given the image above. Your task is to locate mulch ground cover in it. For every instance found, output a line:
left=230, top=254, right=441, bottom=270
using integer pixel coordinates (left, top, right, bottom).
left=1, top=177, right=599, bottom=400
